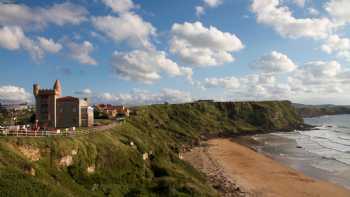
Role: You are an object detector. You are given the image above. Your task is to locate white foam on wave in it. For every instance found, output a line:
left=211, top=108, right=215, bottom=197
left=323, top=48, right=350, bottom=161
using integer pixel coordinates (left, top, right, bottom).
left=274, top=126, right=350, bottom=170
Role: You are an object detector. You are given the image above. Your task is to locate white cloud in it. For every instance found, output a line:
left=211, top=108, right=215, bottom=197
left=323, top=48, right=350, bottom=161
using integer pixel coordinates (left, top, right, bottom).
left=200, top=59, right=350, bottom=102
left=195, top=6, right=205, bottom=17
left=250, top=51, right=297, bottom=73
left=203, top=0, right=223, bottom=8
left=94, top=88, right=192, bottom=105
left=201, top=73, right=289, bottom=100
left=170, top=21, right=244, bottom=67
left=111, top=50, right=192, bottom=83
left=290, top=61, right=341, bottom=85
left=67, top=41, right=97, bottom=65
left=307, top=8, right=319, bottom=16
left=102, top=0, right=136, bottom=13
left=239, top=74, right=277, bottom=86
left=74, top=88, right=93, bottom=96
left=302, top=61, right=341, bottom=78
left=293, top=0, right=306, bottom=7
left=251, top=0, right=333, bottom=39
left=0, top=85, right=31, bottom=103
left=204, top=77, right=240, bottom=89
left=195, top=0, right=223, bottom=16
left=92, top=13, right=156, bottom=49
left=95, top=1, right=193, bottom=84
left=321, top=35, right=350, bottom=54
left=0, top=26, right=47, bottom=60
left=37, top=37, right=62, bottom=53
left=0, top=26, right=24, bottom=50
left=287, top=61, right=349, bottom=95
left=325, top=0, right=350, bottom=25
left=0, top=2, right=88, bottom=29
left=321, top=35, right=350, bottom=61
left=0, top=26, right=63, bottom=60
left=337, top=51, right=350, bottom=62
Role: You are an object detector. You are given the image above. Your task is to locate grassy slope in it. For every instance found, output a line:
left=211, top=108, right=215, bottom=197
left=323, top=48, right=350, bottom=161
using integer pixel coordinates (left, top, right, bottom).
left=0, top=101, right=303, bottom=197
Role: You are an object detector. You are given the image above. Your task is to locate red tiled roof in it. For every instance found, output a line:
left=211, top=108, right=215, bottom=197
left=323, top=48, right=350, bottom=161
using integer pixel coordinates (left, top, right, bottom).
left=96, top=104, right=128, bottom=112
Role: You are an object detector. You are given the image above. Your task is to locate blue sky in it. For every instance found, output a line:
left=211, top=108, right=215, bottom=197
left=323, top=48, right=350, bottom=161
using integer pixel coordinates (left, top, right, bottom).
left=0, top=0, right=350, bottom=105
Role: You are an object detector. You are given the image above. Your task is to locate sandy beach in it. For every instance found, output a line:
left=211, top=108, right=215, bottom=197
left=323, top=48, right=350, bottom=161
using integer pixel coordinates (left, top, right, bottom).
left=183, top=138, right=350, bottom=197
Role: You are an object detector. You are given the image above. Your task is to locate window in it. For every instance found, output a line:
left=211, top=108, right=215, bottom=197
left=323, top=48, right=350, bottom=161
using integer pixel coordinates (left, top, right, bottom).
left=73, top=108, right=76, bottom=113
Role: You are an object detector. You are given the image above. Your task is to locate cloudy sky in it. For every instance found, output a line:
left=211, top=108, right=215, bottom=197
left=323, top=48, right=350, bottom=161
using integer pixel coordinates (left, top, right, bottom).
left=0, top=0, right=350, bottom=105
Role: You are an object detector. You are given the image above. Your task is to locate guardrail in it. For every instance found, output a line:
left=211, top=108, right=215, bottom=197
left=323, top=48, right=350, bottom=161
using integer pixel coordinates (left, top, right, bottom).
left=0, top=122, right=119, bottom=138
left=0, top=129, right=75, bottom=137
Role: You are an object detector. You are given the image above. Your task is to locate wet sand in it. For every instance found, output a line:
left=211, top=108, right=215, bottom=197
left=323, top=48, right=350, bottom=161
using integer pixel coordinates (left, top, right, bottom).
left=183, top=138, right=350, bottom=197
left=234, top=134, right=350, bottom=189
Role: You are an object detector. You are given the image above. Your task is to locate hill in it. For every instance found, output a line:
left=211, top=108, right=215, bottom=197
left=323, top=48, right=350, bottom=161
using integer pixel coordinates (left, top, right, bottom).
left=0, top=101, right=304, bottom=196
left=293, top=103, right=350, bottom=118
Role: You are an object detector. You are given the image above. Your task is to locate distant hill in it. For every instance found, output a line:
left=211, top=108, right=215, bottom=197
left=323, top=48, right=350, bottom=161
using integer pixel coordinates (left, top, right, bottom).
left=293, top=103, right=350, bottom=118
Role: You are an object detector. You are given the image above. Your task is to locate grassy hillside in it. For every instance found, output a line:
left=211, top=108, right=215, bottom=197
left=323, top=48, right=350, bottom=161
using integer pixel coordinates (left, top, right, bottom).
left=0, top=101, right=303, bottom=197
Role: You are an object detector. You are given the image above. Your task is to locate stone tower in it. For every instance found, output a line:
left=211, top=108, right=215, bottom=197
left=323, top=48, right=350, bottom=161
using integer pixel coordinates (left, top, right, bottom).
left=53, top=80, right=62, bottom=97
left=33, top=80, right=61, bottom=128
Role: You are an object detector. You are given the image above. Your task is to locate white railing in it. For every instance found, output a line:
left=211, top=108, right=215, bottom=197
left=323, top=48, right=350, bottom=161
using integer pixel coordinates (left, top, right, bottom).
left=0, top=122, right=119, bottom=138
left=0, top=129, right=75, bottom=137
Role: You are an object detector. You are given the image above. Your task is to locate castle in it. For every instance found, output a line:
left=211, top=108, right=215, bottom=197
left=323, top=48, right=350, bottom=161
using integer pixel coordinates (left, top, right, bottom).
left=33, top=80, right=94, bottom=129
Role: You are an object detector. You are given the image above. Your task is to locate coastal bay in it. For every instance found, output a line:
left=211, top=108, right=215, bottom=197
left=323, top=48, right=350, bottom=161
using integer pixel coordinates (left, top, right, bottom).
left=183, top=138, right=350, bottom=197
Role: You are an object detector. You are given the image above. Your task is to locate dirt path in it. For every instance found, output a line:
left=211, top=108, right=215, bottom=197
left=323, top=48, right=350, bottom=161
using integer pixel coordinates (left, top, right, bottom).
left=183, top=138, right=350, bottom=197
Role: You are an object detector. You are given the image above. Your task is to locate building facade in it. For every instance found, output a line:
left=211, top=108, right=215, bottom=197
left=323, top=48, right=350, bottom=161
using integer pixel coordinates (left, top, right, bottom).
left=33, top=80, right=93, bottom=128
left=95, top=104, right=130, bottom=119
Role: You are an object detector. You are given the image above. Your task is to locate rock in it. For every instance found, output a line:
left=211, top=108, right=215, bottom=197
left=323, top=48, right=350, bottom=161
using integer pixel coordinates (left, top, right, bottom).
left=24, top=166, right=36, bottom=176
left=142, top=153, right=149, bottom=160
left=87, top=165, right=95, bottom=174
left=58, top=155, right=73, bottom=167
left=18, top=146, right=41, bottom=162
left=91, top=184, right=99, bottom=191
left=71, top=149, right=78, bottom=155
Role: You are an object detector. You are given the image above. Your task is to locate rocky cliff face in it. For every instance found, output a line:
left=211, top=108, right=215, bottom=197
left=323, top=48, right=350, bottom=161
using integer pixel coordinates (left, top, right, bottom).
left=0, top=101, right=304, bottom=196
left=213, top=101, right=303, bottom=131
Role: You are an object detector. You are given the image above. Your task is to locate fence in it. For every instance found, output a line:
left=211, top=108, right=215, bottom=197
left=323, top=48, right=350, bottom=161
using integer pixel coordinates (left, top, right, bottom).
left=0, top=129, right=75, bottom=137
left=0, top=122, right=119, bottom=138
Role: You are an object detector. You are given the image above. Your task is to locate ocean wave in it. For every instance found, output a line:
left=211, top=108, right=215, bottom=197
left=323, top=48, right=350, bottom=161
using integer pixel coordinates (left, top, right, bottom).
left=299, top=129, right=350, bottom=147
left=305, top=135, right=350, bottom=147
left=276, top=130, right=350, bottom=166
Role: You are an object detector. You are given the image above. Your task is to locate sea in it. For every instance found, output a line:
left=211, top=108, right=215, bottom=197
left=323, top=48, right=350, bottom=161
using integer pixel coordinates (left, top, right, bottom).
left=247, top=114, right=350, bottom=189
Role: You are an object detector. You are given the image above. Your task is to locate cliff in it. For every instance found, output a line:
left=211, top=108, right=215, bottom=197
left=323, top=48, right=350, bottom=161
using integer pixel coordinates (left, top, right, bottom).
left=293, top=103, right=350, bottom=118
left=0, top=101, right=304, bottom=196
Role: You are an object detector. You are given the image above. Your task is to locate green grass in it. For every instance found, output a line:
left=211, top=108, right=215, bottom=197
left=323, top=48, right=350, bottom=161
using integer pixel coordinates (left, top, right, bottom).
left=94, top=119, right=114, bottom=126
left=0, top=101, right=303, bottom=196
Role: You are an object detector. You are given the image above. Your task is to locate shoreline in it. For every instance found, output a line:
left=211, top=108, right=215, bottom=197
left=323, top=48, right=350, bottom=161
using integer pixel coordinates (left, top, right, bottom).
left=234, top=133, right=350, bottom=189
left=183, top=137, right=350, bottom=197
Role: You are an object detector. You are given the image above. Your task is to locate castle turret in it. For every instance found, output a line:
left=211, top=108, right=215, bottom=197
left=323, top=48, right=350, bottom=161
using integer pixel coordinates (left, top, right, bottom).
left=33, top=84, right=40, bottom=97
left=53, top=80, right=62, bottom=96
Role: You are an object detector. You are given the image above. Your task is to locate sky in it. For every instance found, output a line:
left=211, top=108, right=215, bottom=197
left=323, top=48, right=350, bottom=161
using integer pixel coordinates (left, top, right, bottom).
left=0, top=0, right=350, bottom=105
